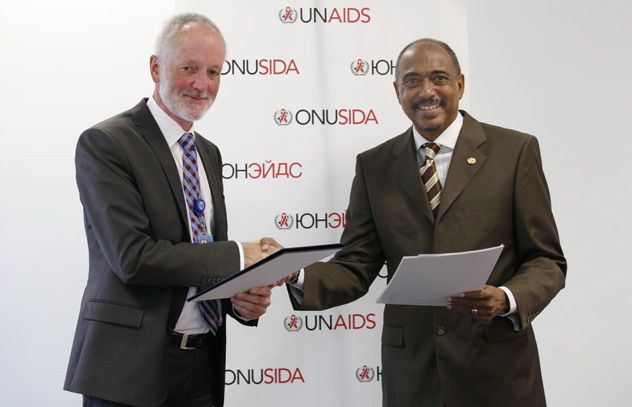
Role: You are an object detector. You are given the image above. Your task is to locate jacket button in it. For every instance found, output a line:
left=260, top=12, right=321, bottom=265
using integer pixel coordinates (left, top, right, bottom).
left=434, top=326, right=446, bottom=336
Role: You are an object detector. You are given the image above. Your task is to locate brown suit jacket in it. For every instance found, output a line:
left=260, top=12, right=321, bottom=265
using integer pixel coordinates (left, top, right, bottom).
left=295, top=112, right=566, bottom=407
left=64, top=99, right=254, bottom=407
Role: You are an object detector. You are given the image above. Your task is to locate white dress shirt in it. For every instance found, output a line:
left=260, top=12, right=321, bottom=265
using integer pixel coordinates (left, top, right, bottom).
left=147, top=97, right=243, bottom=334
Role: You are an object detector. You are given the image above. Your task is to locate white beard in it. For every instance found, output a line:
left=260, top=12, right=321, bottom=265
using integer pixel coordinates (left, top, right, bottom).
left=158, top=77, right=214, bottom=122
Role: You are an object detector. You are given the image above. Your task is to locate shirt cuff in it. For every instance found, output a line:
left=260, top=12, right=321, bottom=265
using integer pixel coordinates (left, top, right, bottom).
left=231, top=242, right=249, bottom=320
left=499, top=285, right=520, bottom=331
left=287, top=269, right=305, bottom=304
left=235, top=241, right=244, bottom=270
left=498, top=286, right=517, bottom=315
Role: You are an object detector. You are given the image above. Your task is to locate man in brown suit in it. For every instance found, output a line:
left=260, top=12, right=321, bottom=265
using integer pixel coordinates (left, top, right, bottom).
left=285, top=39, right=566, bottom=406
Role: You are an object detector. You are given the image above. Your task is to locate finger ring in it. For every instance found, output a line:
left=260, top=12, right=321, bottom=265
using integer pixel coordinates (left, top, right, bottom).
left=471, top=307, right=478, bottom=316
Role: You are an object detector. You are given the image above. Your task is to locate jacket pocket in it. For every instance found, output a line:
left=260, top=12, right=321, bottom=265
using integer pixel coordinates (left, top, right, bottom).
left=83, top=299, right=144, bottom=328
left=381, top=324, right=404, bottom=348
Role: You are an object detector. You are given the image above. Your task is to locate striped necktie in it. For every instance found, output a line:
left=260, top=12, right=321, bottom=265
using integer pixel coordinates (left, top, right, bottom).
left=178, top=132, right=222, bottom=335
left=419, top=142, right=442, bottom=217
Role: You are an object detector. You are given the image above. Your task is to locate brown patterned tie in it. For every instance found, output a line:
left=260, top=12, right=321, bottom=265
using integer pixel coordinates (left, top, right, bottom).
left=419, top=142, right=442, bottom=217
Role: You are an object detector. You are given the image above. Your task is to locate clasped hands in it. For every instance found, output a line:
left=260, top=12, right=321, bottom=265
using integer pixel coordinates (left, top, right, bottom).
left=230, top=237, right=284, bottom=320
left=446, top=285, right=509, bottom=321
left=241, top=237, right=284, bottom=268
left=242, top=237, right=298, bottom=285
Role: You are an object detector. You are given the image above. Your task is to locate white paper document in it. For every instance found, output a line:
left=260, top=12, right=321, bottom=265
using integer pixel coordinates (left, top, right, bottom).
left=188, top=243, right=342, bottom=301
left=376, top=245, right=504, bottom=306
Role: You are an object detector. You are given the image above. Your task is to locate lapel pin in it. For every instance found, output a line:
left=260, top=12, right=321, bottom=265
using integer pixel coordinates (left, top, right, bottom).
left=467, top=157, right=477, bottom=165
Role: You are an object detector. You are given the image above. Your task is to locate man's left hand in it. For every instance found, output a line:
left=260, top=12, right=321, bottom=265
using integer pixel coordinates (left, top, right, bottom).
left=231, top=286, right=272, bottom=320
left=446, top=285, right=509, bottom=320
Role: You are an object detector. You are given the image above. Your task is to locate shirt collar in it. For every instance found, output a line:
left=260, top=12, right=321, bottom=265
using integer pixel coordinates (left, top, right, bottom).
left=146, top=96, right=197, bottom=148
left=412, top=111, right=464, bottom=152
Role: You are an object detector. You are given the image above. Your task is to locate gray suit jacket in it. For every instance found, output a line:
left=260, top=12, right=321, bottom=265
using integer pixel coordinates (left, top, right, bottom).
left=64, top=99, right=252, bottom=407
left=294, top=112, right=566, bottom=407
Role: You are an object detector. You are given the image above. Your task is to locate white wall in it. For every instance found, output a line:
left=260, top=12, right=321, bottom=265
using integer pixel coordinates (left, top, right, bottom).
left=0, top=1, right=174, bottom=405
left=1, top=0, right=630, bottom=405
left=467, top=1, right=632, bottom=405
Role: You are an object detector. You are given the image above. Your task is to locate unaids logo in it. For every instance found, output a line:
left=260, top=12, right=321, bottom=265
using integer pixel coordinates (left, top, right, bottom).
left=278, top=6, right=371, bottom=24
left=351, top=59, right=369, bottom=76
left=274, top=109, right=293, bottom=126
left=356, top=365, right=375, bottom=382
left=284, top=314, right=303, bottom=332
left=275, top=213, right=294, bottom=229
left=350, top=59, right=395, bottom=76
left=226, top=367, right=305, bottom=385
left=273, top=108, right=379, bottom=126
left=223, top=59, right=300, bottom=75
left=282, top=313, right=376, bottom=331
left=274, top=211, right=346, bottom=230
left=279, top=7, right=298, bottom=23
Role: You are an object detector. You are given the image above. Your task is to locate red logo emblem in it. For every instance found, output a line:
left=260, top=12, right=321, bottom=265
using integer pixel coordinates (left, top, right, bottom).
left=279, top=7, right=298, bottom=23
left=355, top=365, right=375, bottom=382
left=274, top=109, right=293, bottom=126
left=284, top=315, right=303, bottom=331
left=351, top=59, right=368, bottom=76
left=275, top=213, right=294, bottom=229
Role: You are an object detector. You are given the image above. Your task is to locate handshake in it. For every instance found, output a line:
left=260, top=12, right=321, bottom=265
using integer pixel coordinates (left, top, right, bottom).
left=240, top=237, right=299, bottom=286
left=231, top=237, right=298, bottom=320
left=241, top=237, right=283, bottom=267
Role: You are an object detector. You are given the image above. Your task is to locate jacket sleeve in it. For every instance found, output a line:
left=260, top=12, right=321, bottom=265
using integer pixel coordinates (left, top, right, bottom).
left=75, top=126, right=240, bottom=289
left=504, top=135, right=567, bottom=329
left=299, top=154, right=385, bottom=310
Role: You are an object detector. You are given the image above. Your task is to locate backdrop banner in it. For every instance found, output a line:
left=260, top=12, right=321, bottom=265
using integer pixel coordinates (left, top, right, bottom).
left=175, top=1, right=468, bottom=405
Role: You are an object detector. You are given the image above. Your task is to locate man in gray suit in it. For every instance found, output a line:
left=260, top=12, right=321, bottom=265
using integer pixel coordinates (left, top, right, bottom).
left=285, top=39, right=566, bottom=406
left=65, top=13, right=273, bottom=407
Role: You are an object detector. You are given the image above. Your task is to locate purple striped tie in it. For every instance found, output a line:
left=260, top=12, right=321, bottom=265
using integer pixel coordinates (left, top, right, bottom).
left=178, top=132, right=222, bottom=335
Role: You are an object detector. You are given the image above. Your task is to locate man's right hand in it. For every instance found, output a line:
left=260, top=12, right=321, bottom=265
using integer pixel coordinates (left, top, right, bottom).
left=242, top=241, right=264, bottom=268
left=241, top=237, right=284, bottom=268
left=259, top=237, right=283, bottom=256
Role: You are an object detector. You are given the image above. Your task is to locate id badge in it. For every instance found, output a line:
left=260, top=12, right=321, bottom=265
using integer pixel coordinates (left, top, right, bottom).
left=199, top=234, right=214, bottom=244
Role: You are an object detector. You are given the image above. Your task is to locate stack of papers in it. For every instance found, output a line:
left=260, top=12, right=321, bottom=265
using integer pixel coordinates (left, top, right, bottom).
left=376, top=245, right=504, bottom=306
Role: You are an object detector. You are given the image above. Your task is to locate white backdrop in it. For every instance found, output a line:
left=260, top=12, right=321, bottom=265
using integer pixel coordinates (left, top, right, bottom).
left=0, top=0, right=630, bottom=406
left=173, top=1, right=468, bottom=405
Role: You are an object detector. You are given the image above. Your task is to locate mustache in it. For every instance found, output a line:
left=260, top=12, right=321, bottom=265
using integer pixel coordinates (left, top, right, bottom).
left=183, top=90, right=210, bottom=99
left=411, top=98, right=446, bottom=110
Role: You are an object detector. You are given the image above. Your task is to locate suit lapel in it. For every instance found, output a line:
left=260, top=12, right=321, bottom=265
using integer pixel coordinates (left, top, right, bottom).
left=131, top=100, right=189, bottom=230
left=391, top=129, right=434, bottom=223
left=436, top=112, right=488, bottom=222
left=130, top=100, right=190, bottom=326
left=196, top=136, right=227, bottom=241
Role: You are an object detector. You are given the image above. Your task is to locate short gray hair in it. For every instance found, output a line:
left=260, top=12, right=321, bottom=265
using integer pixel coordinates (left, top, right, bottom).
left=155, top=13, right=223, bottom=61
